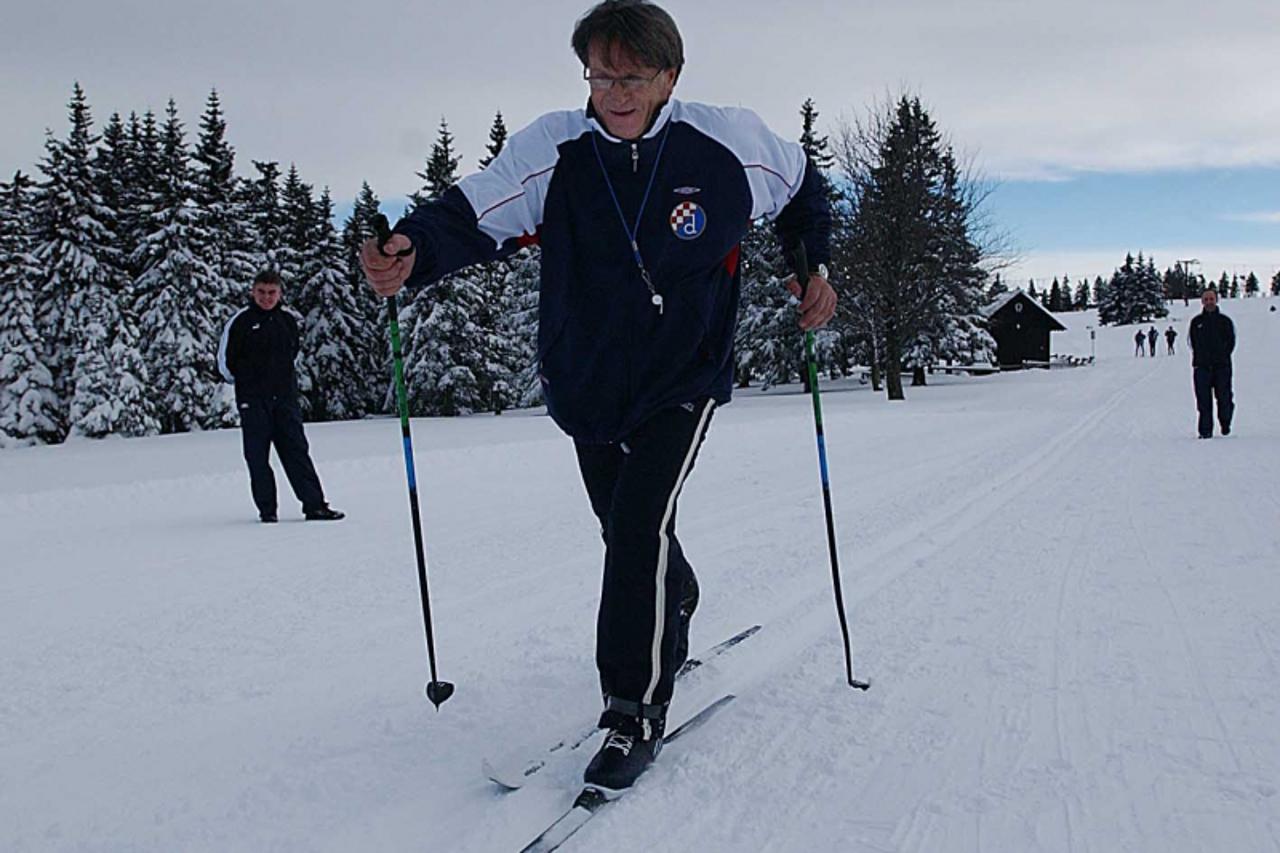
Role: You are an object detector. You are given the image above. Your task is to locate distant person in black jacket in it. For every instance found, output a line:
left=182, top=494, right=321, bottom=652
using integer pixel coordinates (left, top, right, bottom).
left=1188, top=288, right=1236, bottom=439
left=1148, top=326, right=1158, bottom=356
left=1134, top=329, right=1146, bottom=356
left=1165, top=325, right=1177, bottom=355
left=217, top=270, right=344, bottom=522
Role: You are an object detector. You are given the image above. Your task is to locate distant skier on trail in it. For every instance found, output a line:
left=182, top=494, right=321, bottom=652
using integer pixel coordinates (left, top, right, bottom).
left=1134, top=329, right=1146, bottom=357
left=1165, top=325, right=1177, bottom=355
left=1148, top=326, right=1158, bottom=357
left=217, top=271, right=345, bottom=523
left=1188, top=288, right=1236, bottom=439
left=360, top=0, right=834, bottom=798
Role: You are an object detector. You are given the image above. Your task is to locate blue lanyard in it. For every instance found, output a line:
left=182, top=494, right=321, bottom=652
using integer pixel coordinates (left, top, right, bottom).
left=590, top=122, right=672, bottom=314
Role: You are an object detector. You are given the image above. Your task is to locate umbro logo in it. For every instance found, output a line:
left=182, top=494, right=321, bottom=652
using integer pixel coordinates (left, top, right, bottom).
left=673, top=186, right=701, bottom=195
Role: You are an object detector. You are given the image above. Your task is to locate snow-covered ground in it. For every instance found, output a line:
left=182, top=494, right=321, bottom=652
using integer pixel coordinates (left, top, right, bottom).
left=3, top=299, right=1278, bottom=852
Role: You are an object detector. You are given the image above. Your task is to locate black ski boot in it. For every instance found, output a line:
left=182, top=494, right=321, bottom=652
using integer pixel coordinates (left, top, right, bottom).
left=674, top=572, right=699, bottom=673
left=260, top=511, right=278, bottom=523
left=304, top=505, right=345, bottom=521
left=584, top=708, right=665, bottom=798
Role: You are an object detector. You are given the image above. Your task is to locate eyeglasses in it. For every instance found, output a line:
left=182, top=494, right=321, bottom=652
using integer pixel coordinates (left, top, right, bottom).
left=583, top=67, right=665, bottom=92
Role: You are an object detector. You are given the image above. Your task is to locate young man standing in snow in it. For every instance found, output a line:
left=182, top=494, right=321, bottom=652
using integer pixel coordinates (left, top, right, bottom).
left=1188, top=288, right=1236, bottom=439
left=361, top=0, right=833, bottom=795
left=1134, top=329, right=1146, bottom=357
left=1165, top=325, right=1177, bottom=355
left=218, top=271, right=345, bottom=523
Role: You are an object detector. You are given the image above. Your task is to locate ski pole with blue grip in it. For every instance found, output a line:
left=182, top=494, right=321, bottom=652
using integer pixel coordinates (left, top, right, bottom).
left=373, top=213, right=454, bottom=709
left=791, top=241, right=870, bottom=691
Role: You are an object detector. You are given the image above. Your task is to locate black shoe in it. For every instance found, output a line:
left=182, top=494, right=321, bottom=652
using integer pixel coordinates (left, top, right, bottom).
left=674, top=573, right=700, bottom=673
left=1198, top=434, right=1211, bottom=440
left=1221, top=425, right=1231, bottom=436
left=584, top=712, right=664, bottom=797
left=260, top=512, right=278, bottom=523
left=304, top=506, right=345, bottom=521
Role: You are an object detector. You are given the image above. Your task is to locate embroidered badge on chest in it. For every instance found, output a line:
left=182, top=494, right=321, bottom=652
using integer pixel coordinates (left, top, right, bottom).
left=670, top=201, right=707, bottom=241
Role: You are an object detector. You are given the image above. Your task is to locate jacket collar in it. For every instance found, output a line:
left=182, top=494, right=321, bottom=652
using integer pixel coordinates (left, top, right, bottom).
left=585, top=98, right=675, bottom=143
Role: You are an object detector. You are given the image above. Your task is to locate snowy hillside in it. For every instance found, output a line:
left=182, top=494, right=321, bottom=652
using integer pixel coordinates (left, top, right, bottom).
left=2, top=298, right=1278, bottom=852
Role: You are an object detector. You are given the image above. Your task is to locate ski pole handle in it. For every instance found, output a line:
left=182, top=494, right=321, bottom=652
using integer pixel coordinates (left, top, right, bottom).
left=791, top=241, right=811, bottom=301
left=372, top=213, right=414, bottom=258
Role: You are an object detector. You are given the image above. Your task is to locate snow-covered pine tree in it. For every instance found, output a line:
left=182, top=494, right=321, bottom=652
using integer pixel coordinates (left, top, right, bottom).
left=1073, top=279, right=1090, bottom=310
left=1093, top=275, right=1107, bottom=307
left=1049, top=279, right=1063, bottom=312
left=33, top=83, right=156, bottom=438
left=1137, top=254, right=1168, bottom=320
left=403, top=269, right=490, bottom=416
left=795, top=97, right=849, bottom=385
left=1271, top=270, right=1280, bottom=296
left=95, top=113, right=138, bottom=264
left=734, top=217, right=800, bottom=388
left=1229, top=274, right=1240, bottom=299
left=1099, top=252, right=1167, bottom=326
left=842, top=97, right=994, bottom=396
left=904, top=151, right=994, bottom=382
left=1244, top=271, right=1259, bottom=298
left=131, top=99, right=228, bottom=433
left=501, top=246, right=543, bottom=407
left=238, top=160, right=284, bottom=274
left=191, top=89, right=249, bottom=315
left=278, top=165, right=314, bottom=295
left=478, top=111, right=509, bottom=170
left=0, top=172, right=60, bottom=445
left=411, top=117, right=461, bottom=209
left=124, top=110, right=163, bottom=280
left=399, top=117, right=484, bottom=415
left=799, top=98, right=835, bottom=173
left=472, top=108, right=533, bottom=414
left=298, top=189, right=366, bottom=421
left=340, top=181, right=391, bottom=414
left=1098, top=255, right=1134, bottom=326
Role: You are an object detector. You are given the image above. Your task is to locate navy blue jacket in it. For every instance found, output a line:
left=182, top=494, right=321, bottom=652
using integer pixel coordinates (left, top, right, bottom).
left=218, top=302, right=302, bottom=403
left=394, top=99, right=831, bottom=443
left=1188, top=309, right=1235, bottom=368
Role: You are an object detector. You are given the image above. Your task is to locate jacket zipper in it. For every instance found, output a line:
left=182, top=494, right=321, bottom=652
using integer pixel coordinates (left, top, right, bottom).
left=631, top=143, right=638, bottom=173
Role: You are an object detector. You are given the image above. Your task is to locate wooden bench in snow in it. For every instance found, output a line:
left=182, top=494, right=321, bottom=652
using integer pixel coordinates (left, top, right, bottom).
left=927, top=364, right=1000, bottom=376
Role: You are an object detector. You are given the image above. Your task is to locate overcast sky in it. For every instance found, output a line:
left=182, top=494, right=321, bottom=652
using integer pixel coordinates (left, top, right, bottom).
left=5, top=0, right=1280, bottom=283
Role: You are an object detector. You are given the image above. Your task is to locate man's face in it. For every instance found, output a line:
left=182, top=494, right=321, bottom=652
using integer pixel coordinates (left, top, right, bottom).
left=1201, top=290, right=1218, bottom=311
left=252, top=283, right=282, bottom=311
left=586, top=39, right=677, bottom=141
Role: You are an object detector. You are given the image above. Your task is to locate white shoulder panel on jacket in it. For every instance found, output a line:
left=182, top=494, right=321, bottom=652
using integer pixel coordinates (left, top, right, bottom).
left=456, top=110, right=593, bottom=248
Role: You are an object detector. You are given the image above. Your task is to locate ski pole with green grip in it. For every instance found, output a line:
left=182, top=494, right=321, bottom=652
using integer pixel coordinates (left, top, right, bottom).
left=372, top=213, right=454, bottom=709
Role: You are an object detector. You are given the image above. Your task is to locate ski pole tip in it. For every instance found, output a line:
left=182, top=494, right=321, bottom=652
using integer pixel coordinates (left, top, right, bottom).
left=850, top=679, right=871, bottom=691
left=426, top=680, right=456, bottom=709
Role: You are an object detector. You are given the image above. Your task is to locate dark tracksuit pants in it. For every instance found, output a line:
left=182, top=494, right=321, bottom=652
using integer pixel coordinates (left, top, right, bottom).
left=1193, top=365, right=1234, bottom=437
left=239, top=396, right=327, bottom=515
left=574, top=399, right=715, bottom=717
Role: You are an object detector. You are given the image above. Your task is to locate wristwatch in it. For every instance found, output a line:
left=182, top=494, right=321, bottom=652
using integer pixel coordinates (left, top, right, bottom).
left=814, top=263, right=829, bottom=280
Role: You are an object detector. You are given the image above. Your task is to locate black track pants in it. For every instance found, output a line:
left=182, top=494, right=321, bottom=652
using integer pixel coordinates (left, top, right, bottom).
left=574, top=400, right=715, bottom=710
left=239, top=397, right=326, bottom=515
left=1193, top=365, right=1234, bottom=438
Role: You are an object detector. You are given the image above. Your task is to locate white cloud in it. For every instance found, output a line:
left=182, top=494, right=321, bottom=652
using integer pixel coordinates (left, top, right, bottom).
left=1221, top=212, right=1280, bottom=224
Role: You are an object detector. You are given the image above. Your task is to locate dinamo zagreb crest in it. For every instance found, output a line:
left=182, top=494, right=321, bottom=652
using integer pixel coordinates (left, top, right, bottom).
left=670, top=201, right=707, bottom=241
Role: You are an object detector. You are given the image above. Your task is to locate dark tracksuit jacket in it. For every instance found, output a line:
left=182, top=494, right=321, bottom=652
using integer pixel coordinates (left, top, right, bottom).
left=218, top=302, right=326, bottom=513
left=1188, top=309, right=1236, bottom=436
left=393, top=98, right=831, bottom=714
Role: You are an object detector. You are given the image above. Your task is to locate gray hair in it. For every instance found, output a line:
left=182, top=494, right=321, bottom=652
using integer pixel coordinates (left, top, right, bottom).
left=572, top=0, right=684, bottom=73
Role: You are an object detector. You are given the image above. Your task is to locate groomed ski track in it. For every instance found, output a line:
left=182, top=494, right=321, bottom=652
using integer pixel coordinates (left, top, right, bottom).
left=1, top=301, right=1277, bottom=851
